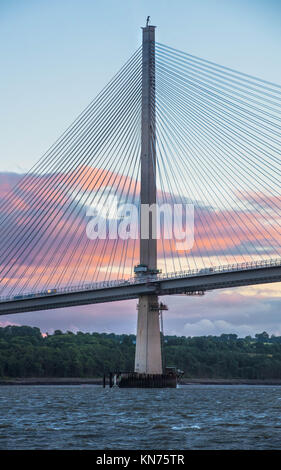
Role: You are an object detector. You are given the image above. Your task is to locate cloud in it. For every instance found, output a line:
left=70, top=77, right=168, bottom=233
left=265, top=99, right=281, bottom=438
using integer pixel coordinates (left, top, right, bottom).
left=161, top=287, right=281, bottom=337
left=0, top=299, right=139, bottom=336
left=182, top=319, right=274, bottom=338
left=0, top=320, right=20, bottom=328
left=0, top=170, right=280, bottom=302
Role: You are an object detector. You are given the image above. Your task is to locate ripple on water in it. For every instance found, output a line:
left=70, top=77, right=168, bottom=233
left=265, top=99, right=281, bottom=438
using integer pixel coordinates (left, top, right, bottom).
left=172, top=424, right=201, bottom=431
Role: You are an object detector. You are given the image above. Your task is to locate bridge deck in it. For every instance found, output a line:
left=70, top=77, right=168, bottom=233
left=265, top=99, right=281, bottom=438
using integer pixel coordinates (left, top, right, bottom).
left=0, top=260, right=280, bottom=315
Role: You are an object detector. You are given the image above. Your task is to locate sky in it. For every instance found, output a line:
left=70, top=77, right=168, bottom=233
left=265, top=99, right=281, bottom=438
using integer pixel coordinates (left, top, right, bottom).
left=0, top=0, right=280, bottom=337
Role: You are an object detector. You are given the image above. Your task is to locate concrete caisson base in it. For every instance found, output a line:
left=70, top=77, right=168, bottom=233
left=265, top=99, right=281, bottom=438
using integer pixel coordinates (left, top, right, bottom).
left=118, top=372, right=177, bottom=388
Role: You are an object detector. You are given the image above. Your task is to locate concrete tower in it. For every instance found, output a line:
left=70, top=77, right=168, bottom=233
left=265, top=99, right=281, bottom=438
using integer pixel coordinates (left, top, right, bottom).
left=134, top=23, right=163, bottom=375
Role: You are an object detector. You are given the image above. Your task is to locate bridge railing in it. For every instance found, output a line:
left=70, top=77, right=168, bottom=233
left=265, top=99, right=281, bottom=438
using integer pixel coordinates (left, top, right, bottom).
left=1, top=257, right=281, bottom=303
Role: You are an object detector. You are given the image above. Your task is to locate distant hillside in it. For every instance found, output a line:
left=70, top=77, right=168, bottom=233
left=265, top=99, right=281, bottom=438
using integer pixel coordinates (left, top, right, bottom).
left=0, top=326, right=281, bottom=379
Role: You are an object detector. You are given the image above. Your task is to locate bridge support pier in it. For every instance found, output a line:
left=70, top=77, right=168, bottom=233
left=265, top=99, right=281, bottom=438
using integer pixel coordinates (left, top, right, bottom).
left=134, top=295, right=162, bottom=374
left=132, top=22, right=165, bottom=382
left=119, top=21, right=177, bottom=387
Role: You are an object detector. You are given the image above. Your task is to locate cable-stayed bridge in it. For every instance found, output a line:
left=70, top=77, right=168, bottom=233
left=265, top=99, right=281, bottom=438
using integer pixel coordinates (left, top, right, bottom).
left=0, top=22, right=280, bottom=379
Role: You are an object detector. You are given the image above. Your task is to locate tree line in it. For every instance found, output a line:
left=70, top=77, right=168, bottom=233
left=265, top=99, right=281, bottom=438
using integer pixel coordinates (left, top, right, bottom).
left=0, top=326, right=281, bottom=379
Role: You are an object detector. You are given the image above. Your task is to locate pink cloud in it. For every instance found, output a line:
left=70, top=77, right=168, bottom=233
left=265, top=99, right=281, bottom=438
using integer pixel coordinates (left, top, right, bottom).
left=0, top=170, right=280, bottom=297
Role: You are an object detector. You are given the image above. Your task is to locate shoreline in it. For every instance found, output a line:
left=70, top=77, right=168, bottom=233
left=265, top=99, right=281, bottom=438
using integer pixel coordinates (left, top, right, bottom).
left=2, top=377, right=281, bottom=386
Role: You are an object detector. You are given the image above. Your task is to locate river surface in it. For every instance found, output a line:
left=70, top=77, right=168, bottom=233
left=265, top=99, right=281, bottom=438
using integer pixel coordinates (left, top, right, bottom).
left=0, top=384, right=281, bottom=449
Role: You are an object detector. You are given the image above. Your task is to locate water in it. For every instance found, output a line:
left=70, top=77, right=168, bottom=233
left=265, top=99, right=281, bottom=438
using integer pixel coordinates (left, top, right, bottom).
left=0, top=384, right=281, bottom=449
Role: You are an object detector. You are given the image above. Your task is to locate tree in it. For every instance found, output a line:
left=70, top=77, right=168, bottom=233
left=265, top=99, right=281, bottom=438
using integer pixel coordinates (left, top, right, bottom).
left=255, top=332, right=270, bottom=342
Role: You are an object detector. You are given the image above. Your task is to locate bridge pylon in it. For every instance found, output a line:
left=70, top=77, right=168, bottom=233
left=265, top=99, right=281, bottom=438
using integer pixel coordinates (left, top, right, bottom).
left=133, top=23, right=163, bottom=376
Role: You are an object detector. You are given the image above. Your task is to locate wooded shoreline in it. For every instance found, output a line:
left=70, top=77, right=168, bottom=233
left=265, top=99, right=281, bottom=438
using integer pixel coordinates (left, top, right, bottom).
left=2, top=326, right=281, bottom=382
left=2, top=377, right=281, bottom=386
